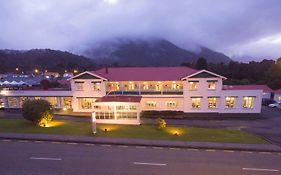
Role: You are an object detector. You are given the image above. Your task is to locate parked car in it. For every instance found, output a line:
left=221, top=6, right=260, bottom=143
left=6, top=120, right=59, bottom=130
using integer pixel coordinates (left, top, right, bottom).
left=268, top=102, right=281, bottom=108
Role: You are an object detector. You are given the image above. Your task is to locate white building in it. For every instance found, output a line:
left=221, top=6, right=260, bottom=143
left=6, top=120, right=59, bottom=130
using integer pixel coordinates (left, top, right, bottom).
left=1, top=67, right=263, bottom=125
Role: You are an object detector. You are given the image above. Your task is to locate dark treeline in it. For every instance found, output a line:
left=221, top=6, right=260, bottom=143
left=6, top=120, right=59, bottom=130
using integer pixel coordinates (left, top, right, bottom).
left=183, top=57, right=281, bottom=90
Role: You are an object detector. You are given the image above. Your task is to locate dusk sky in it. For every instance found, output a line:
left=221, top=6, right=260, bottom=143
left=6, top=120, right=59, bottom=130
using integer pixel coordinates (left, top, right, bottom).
left=1, top=0, right=281, bottom=61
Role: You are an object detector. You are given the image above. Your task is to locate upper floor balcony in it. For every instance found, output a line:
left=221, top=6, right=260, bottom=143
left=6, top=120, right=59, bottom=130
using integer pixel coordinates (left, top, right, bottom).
left=106, top=81, right=183, bottom=95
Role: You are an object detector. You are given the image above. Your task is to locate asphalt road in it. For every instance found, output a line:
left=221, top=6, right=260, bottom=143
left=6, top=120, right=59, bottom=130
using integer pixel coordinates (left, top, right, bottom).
left=1, top=140, right=280, bottom=175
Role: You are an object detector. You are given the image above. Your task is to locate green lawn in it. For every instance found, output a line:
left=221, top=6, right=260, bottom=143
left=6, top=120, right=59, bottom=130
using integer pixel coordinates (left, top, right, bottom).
left=0, top=118, right=268, bottom=144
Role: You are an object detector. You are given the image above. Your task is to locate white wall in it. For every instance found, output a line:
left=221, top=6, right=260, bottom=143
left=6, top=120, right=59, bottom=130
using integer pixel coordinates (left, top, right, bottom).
left=220, top=90, right=262, bottom=113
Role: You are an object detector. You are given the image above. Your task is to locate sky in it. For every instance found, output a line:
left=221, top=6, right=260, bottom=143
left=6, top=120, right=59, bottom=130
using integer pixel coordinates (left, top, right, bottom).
left=0, top=0, right=281, bottom=61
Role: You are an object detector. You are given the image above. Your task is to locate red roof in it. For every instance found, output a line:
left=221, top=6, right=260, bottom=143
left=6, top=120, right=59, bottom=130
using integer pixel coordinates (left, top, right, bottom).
left=93, top=67, right=198, bottom=81
left=275, top=89, right=281, bottom=93
left=95, top=95, right=142, bottom=103
left=224, top=85, right=273, bottom=93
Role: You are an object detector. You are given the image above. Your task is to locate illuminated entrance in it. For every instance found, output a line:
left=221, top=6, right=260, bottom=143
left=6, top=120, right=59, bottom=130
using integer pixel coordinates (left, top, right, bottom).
left=92, top=96, right=141, bottom=125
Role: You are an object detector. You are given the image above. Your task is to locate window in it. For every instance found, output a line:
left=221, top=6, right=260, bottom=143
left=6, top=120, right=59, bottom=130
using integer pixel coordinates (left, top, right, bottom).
left=7, top=97, right=17, bottom=108
left=146, top=101, right=157, bottom=108
left=171, top=82, right=181, bottom=90
left=19, top=97, right=28, bottom=107
left=125, top=82, right=135, bottom=91
left=225, top=96, right=236, bottom=109
left=34, top=97, right=41, bottom=100
left=45, top=97, right=58, bottom=107
left=62, top=97, right=72, bottom=108
left=166, top=101, right=178, bottom=108
left=155, top=83, right=162, bottom=91
left=78, top=98, right=96, bottom=109
left=208, top=97, right=218, bottom=108
left=243, top=96, right=255, bottom=108
left=108, top=83, right=119, bottom=91
left=93, top=82, right=101, bottom=91
left=278, top=96, right=281, bottom=101
left=75, top=82, right=84, bottom=91
left=208, top=82, right=216, bottom=90
left=142, top=83, right=149, bottom=90
left=189, top=81, right=198, bottom=90
left=191, top=97, right=201, bottom=108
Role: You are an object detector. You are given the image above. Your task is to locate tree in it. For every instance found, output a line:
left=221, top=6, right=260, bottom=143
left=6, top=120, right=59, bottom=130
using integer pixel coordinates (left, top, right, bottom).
left=22, top=99, right=53, bottom=127
left=195, top=57, right=207, bottom=70
left=155, top=118, right=166, bottom=130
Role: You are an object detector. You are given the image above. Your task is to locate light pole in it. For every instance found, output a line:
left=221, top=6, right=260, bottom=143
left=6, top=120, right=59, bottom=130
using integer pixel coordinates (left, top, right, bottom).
left=92, top=112, right=97, bottom=134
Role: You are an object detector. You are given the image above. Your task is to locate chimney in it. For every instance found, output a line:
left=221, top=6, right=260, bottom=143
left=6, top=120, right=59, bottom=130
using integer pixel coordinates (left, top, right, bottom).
left=105, top=65, right=108, bottom=74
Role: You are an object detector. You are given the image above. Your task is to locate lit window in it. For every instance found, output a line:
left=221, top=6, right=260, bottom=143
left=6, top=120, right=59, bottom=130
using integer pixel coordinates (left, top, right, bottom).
left=143, top=83, right=149, bottom=90
left=243, top=96, right=255, bottom=108
left=45, top=97, right=58, bottom=107
left=191, top=97, right=201, bottom=108
left=34, top=97, right=41, bottom=100
left=125, top=82, right=135, bottom=91
left=62, top=97, right=72, bottom=108
left=208, top=97, right=218, bottom=108
left=19, top=97, right=28, bottom=107
left=278, top=96, right=281, bottom=101
left=208, top=82, right=216, bottom=90
left=146, top=101, right=157, bottom=108
left=166, top=101, right=178, bottom=108
left=7, top=97, right=17, bottom=108
left=155, top=83, right=162, bottom=91
left=108, top=83, right=119, bottom=91
left=93, top=82, right=101, bottom=91
left=225, top=96, right=236, bottom=109
left=171, top=82, right=181, bottom=90
left=189, top=81, right=198, bottom=90
left=75, top=82, right=84, bottom=91
left=78, top=98, right=96, bottom=109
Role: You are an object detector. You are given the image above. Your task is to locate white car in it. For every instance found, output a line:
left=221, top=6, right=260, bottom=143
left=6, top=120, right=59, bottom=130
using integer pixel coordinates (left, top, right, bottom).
left=268, top=102, right=281, bottom=108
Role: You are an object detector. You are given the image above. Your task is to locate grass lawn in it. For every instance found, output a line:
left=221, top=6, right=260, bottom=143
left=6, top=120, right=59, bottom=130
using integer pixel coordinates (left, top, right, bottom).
left=0, top=118, right=268, bottom=144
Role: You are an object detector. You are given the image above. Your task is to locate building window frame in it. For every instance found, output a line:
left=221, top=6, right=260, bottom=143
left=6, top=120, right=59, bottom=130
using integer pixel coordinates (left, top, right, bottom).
left=225, top=96, right=236, bottom=109
left=243, top=96, right=255, bottom=109
left=191, top=97, right=202, bottom=108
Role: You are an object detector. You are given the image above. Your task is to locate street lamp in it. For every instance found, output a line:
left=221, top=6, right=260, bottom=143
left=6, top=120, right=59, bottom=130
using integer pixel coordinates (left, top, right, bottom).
left=92, top=112, right=97, bottom=134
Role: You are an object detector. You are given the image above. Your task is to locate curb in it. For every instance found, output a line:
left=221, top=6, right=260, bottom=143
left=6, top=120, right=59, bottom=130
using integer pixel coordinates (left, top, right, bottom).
left=1, top=133, right=281, bottom=153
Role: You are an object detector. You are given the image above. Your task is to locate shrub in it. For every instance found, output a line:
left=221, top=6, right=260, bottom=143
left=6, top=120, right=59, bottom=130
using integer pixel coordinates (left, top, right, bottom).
left=22, top=99, right=53, bottom=127
left=156, top=118, right=166, bottom=130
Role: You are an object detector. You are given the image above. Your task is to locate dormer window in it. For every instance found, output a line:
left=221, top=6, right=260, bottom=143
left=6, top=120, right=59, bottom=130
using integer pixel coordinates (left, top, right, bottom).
left=92, top=81, right=101, bottom=91
left=207, top=80, right=217, bottom=90
left=188, top=81, right=198, bottom=90
left=75, top=81, right=84, bottom=91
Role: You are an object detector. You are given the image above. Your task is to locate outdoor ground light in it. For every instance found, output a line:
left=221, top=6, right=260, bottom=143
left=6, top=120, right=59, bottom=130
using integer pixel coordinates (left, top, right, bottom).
left=63, top=107, right=67, bottom=111
left=174, top=131, right=179, bottom=136
left=104, top=128, right=108, bottom=132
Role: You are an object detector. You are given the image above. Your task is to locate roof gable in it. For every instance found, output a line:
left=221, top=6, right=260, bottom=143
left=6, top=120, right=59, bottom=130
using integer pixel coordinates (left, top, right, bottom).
left=70, top=71, right=107, bottom=80
left=182, top=70, right=226, bottom=80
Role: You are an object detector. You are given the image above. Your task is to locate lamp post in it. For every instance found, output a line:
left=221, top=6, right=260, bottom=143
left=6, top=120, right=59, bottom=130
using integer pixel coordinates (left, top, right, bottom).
left=92, top=112, right=97, bottom=134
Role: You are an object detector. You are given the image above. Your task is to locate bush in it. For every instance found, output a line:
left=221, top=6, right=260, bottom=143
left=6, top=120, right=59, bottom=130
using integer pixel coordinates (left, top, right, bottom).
left=156, top=118, right=166, bottom=130
left=22, top=99, right=53, bottom=127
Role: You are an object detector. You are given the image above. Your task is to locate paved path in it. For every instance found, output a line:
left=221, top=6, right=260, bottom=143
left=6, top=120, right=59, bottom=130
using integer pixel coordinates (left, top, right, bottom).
left=1, top=140, right=281, bottom=175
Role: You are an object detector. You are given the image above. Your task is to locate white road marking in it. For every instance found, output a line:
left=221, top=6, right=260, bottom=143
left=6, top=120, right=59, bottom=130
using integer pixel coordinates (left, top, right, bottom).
left=67, top=142, right=78, bottom=145
left=30, top=157, right=62, bottom=161
left=152, top=147, right=163, bottom=149
left=118, top=145, right=128, bottom=148
left=242, top=168, right=279, bottom=172
left=34, top=141, right=43, bottom=143
left=205, top=149, right=216, bottom=152
left=223, top=150, right=234, bottom=153
left=101, top=144, right=111, bottom=147
left=134, top=162, right=167, bottom=166
left=169, top=147, right=180, bottom=150
left=2, top=139, right=11, bottom=142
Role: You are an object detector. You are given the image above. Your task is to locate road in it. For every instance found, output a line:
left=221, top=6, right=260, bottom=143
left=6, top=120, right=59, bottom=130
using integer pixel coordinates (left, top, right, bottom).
left=0, top=140, right=280, bottom=175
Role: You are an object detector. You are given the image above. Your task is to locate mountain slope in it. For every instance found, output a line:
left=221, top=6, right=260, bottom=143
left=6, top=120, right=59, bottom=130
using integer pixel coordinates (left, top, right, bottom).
left=83, top=38, right=231, bottom=66
left=0, top=49, right=95, bottom=73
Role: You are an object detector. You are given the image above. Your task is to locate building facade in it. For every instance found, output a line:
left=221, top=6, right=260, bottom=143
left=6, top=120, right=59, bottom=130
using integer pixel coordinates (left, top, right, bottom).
left=1, top=67, right=263, bottom=124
